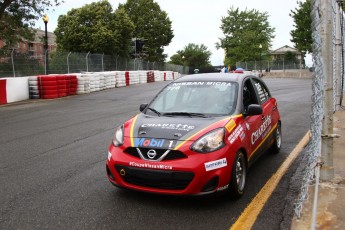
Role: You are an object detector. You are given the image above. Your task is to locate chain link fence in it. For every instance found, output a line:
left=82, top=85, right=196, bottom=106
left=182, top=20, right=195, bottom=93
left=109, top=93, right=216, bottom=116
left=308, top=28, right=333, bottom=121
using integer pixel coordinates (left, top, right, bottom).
left=294, top=0, right=345, bottom=223
left=0, top=50, right=189, bottom=78
left=236, top=60, right=304, bottom=72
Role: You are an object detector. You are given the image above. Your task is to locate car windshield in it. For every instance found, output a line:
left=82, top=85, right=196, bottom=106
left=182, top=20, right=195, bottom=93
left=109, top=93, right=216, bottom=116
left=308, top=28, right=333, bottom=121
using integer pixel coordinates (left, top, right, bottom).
left=147, top=81, right=238, bottom=117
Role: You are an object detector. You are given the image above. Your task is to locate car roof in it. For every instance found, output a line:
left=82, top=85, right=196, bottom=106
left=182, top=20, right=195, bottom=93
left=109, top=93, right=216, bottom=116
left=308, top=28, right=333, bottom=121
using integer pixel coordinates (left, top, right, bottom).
left=174, top=73, right=253, bottom=84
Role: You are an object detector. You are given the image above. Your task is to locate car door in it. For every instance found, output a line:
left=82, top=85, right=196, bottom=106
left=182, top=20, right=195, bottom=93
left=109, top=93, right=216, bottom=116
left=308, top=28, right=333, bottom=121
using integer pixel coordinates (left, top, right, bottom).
left=241, top=77, right=263, bottom=164
left=250, top=77, right=278, bottom=155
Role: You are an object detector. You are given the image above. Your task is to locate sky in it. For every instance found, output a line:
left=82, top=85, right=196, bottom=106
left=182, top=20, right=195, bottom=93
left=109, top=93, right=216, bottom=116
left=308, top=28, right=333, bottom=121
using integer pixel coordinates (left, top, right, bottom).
left=35, top=0, right=312, bottom=66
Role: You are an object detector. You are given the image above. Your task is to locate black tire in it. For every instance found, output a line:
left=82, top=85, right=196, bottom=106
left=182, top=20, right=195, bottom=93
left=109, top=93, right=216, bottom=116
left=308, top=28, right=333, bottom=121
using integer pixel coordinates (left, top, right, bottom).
left=228, top=151, right=247, bottom=198
left=271, top=122, right=282, bottom=154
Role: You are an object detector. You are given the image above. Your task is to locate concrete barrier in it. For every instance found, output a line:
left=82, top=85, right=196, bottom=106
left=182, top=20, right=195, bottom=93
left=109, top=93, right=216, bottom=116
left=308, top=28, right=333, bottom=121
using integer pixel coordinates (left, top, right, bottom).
left=1, top=70, right=182, bottom=105
left=0, top=79, right=7, bottom=104
left=0, top=77, right=29, bottom=105
left=263, top=70, right=313, bottom=79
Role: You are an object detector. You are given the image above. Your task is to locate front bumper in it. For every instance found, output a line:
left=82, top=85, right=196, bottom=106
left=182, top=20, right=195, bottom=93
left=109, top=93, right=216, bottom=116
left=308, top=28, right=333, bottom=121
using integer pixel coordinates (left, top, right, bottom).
left=106, top=143, right=236, bottom=195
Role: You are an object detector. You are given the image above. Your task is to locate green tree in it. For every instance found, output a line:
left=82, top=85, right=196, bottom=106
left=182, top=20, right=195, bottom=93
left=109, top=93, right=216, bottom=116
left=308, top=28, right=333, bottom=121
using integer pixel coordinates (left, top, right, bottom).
left=0, top=0, right=63, bottom=49
left=284, top=51, right=298, bottom=63
left=169, top=43, right=212, bottom=69
left=120, top=0, right=174, bottom=62
left=169, top=54, right=184, bottom=66
left=217, top=7, right=275, bottom=67
left=290, top=0, right=312, bottom=56
left=54, top=0, right=134, bottom=56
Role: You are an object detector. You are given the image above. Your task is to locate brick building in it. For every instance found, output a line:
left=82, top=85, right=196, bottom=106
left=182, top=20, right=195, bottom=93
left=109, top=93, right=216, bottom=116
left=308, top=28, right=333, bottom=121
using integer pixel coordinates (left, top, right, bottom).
left=0, top=29, right=57, bottom=62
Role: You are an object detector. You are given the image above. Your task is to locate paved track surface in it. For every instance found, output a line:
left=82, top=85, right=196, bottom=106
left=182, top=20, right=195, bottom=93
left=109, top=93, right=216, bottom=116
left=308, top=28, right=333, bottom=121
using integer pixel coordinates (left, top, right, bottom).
left=0, top=78, right=312, bottom=230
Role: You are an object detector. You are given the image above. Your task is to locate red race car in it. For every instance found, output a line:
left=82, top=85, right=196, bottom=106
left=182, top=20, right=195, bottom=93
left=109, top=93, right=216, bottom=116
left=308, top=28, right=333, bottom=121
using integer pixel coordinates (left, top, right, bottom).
left=106, top=73, right=281, bottom=197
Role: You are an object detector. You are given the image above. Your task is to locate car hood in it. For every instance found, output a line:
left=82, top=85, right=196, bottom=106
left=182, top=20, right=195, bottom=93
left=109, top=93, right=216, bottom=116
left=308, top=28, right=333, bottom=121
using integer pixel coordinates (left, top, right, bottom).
left=127, top=113, right=229, bottom=142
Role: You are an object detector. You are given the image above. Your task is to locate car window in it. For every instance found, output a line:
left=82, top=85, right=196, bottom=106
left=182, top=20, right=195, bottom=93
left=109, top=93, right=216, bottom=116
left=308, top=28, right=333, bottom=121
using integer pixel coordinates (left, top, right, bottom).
left=242, top=79, right=258, bottom=111
left=252, top=78, right=270, bottom=104
left=150, top=84, right=181, bottom=111
left=149, top=81, right=238, bottom=116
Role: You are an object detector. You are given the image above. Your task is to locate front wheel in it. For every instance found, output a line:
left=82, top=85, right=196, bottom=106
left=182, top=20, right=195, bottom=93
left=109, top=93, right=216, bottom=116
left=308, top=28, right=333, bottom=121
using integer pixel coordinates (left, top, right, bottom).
left=228, top=151, right=247, bottom=198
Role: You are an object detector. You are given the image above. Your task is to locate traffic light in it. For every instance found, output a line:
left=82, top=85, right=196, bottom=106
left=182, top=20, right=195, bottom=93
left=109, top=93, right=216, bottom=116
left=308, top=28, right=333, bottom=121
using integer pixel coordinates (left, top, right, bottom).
left=130, top=38, right=145, bottom=58
left=136, top=39, right=144, bottom=53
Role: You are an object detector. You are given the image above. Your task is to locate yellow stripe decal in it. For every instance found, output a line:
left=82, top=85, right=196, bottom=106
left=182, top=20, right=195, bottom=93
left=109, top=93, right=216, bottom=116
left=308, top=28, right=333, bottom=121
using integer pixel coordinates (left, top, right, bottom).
left=130, top=115, right=138, bottom=147
left=248, top=123, right=277, bottom=161
left=174, top=126, right=209, bottom=150
left=230, top=131, right=310, bottom=230
left=174, top=115, right=242, bottom=150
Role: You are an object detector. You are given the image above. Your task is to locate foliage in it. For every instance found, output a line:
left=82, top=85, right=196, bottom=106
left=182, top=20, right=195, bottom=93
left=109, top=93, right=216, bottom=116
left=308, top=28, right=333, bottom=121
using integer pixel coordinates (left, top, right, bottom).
left=54, top=0, right=134, bottom=56
left=284, top=51, right=298, bottom=63
left=169, top=54, right=184, bottom=66
left=290, top=0, right=312, bottom=55
left=48, top=51, right=89, bottom=74
left=272, top=51, right=300, bottom=69
left=0, top=0, right=63, bottom=49
left=169, top=43, right=212, bottom=69
left=217, top=7, right=275, bottom=67
left=0, top=52, right=44, bottom=77
left=120, top=0, right=174, bottom=62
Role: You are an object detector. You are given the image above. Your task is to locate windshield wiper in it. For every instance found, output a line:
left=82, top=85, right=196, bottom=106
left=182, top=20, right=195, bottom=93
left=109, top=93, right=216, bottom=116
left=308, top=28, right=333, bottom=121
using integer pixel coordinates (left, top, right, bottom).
left=162, top=112, right=208, bottom=118
left=147, top=107, right=161, bottom=116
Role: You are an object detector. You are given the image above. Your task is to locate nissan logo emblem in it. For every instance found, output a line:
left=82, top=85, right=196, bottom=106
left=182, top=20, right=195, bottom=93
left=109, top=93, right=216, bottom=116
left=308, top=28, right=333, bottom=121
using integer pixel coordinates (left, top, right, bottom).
left=147, top=149, right=157, bottom=159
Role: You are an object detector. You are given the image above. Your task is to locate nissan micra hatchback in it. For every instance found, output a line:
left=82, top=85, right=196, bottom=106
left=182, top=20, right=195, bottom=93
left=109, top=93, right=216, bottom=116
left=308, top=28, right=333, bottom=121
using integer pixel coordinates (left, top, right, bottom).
left=106, top=73, right=281, bottom=197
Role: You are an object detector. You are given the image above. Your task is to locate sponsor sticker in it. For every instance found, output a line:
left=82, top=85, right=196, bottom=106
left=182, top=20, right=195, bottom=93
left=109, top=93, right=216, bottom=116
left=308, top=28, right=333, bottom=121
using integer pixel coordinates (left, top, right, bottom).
left=141, top=123, right=195, bottom=132
left=129, top=162, right=172, bottom=170
left=205, top=158, right=227, bottom=171
left=240, top=131, right=246, bottom=141
left=251, top=115, right=272, bottom=145
left=134, top=138, right=176, bottom=149
left=228, top=125, right=244, bottom=144
left=225, top=120, right=236, bottom=133
left=171, top=82, right=232, bottom=87
left=166, top=85, right=181, bottom=91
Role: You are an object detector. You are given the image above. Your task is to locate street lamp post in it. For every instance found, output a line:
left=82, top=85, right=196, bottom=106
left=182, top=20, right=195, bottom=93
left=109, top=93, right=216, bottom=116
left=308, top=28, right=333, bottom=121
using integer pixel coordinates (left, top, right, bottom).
left=43, top=15, right=49, bottom=75
left=182, top=55, right=185, bottom=74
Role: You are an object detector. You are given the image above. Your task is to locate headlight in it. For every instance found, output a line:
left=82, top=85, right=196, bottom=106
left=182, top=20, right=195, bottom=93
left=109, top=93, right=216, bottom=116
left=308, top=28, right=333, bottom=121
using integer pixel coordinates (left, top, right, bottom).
left=191, top=128, right=225, bottom=153
left=112, top=125, right=124, bottom=146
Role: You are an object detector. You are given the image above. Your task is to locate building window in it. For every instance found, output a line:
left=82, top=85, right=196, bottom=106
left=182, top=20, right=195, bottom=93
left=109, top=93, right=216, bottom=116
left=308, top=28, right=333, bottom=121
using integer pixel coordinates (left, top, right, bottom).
left=28, top=43, right=34, bottom=51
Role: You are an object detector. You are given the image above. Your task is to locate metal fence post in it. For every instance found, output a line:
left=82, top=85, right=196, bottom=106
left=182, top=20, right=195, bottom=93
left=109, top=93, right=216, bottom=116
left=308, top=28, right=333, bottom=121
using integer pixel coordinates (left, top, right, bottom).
left=102, top=53, right=104, bottom=72
left=320, top=0, right=334, bottom=181
left=11, top=48, right=15, bottom=77
left=86, top=51, right=90, bottom=72
left=67, top=52, right=71, bottom=74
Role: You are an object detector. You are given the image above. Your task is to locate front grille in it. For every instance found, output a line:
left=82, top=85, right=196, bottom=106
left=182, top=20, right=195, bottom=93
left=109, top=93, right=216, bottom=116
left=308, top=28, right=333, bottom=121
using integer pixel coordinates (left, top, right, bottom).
left=115, top=165, right=194, bottom=190
left=124, top=147, right=187, bottom=161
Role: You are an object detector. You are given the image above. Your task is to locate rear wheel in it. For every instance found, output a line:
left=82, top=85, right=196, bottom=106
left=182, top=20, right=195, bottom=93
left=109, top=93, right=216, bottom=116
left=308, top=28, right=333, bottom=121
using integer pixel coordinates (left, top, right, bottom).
left=228, top=151, right=247, bottom=198
left=271, top=122, right=282, bottom=154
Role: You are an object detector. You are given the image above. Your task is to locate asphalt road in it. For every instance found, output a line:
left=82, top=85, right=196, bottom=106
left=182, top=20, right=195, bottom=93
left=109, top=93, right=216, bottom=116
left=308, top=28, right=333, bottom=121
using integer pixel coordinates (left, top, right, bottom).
left=0, top=77, right=312, bottom=230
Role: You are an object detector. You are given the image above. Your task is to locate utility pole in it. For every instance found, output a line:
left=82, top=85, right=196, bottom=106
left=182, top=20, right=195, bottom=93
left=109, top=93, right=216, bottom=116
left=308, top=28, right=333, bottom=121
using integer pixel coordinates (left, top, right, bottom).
left=320, top=0, right=334, bottom=181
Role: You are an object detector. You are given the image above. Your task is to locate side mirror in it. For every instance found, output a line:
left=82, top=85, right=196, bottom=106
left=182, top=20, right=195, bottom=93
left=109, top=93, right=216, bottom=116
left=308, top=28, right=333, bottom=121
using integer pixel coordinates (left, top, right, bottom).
left=139, top=103, right=148, bottom=112
left=245, top=104, right=263, bottom=116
